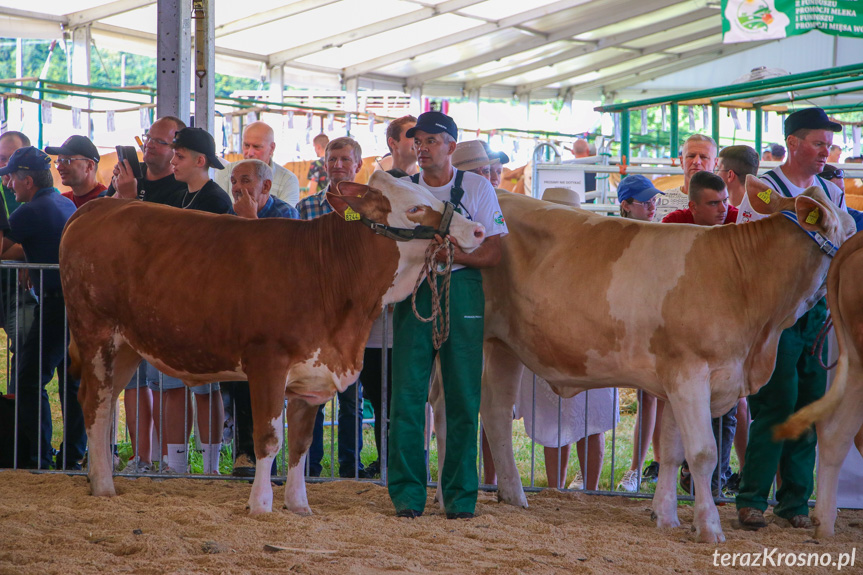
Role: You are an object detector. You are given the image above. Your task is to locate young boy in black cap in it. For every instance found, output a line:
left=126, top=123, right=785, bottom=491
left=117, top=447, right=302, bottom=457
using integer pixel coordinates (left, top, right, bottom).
left=169, top=127, right=231, bottom=214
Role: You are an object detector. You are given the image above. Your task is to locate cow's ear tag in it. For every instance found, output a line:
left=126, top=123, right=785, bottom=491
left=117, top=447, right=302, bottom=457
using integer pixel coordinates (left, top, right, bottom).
left=805, top=208, right=820, bottom=225
left=757, top=190, right=771, bottom=204
left=344, top=207, right=361, bottom=221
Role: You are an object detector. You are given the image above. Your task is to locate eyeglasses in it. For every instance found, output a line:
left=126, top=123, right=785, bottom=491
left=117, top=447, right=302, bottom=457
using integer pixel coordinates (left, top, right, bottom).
left=54, top=158, right=91, bottom=167
left=631, top=198, right=657, bottom=208
left=820, top=169, right=844, bottom=180
left=143, top=135, right=171, bottom=147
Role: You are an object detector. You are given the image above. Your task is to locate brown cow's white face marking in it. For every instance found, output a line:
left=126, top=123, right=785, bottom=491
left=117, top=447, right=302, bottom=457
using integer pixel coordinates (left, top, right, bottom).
left=367, top=171, right=485, bottom=254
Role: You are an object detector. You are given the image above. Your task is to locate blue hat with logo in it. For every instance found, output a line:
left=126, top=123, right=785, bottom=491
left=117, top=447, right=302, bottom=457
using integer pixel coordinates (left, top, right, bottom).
left=406, top=111, right=458, bottom=141
left=0, top=146, right=52, bottom=176
left=617, top=175, right=664, bottom=203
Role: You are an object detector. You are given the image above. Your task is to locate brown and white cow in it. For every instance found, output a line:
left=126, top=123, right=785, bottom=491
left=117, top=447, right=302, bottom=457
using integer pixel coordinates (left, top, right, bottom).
left=775, top=231, right=863, bottom=538
left=475, top=176, right=854, bottom=543
left=60, top=171, right=484, bottom=515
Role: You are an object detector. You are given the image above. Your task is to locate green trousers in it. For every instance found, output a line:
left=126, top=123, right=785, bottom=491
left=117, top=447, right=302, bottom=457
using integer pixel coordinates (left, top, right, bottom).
left=736, top=299, right=828, bottom=519
left=388, top=268, right=484, bottom=515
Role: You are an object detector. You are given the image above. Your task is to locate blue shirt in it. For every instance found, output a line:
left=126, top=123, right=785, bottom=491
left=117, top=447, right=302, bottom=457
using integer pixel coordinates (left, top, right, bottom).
left=296, top=186, right=333, bottom=220
left=7, top=187, right=76, bottom=293
left=230, top=195, right=299, bottom=219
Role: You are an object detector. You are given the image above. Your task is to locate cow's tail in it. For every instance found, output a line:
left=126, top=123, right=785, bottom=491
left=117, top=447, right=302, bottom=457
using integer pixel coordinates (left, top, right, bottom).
left=67, top=333, right=82, bottom=380
left=774, top=239, right=855, bottom=441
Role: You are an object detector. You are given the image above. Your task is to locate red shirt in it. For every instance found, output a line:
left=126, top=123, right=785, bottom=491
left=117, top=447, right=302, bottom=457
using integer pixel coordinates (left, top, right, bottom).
left=62, top=183, right=108, bottom=209
left=661, top=205, right=739, bottom=225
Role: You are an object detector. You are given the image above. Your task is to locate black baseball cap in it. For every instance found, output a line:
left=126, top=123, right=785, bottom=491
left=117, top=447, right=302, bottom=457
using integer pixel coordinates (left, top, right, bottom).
left=45, top=135, right=100, bottom=163
left=405, top=111, right=458, bottom=141
left=784, top=108, right=841, bottom=137
left=172, top=127, right=224, bottom=169
left=0, top=146, right=52, bottom=176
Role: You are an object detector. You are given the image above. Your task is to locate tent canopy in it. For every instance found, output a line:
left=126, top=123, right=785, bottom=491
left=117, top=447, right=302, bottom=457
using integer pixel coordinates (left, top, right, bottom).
left=0, top=0, right=860, bottom=104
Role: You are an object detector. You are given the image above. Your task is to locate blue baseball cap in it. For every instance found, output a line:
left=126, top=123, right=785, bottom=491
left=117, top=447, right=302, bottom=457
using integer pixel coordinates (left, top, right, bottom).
left=406, top=111, right=458, bottom=141
left=617, top=175, right=664, bottom=203
left=784, top=108, right=841, bottom=137
left=0, top=146, right=52, bottom=176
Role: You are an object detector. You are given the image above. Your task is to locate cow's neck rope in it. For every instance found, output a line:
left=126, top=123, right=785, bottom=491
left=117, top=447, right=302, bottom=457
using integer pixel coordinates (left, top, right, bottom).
left=411, top=239, right=454, bottom=350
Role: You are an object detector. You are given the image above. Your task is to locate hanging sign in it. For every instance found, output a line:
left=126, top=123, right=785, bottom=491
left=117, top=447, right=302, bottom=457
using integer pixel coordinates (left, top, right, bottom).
left=723, top=0, right=863, bottom=43
left=42, top=101, right=53, bottom=124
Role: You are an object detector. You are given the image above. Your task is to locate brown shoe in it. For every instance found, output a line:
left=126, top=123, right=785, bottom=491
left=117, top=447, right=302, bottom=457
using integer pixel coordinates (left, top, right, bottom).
left=787, top=514, right=813, bottom=529
left=737, top=507, right=767, bottom=530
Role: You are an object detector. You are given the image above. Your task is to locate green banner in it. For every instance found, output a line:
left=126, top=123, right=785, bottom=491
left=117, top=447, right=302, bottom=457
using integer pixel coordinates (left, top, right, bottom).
left=723, top=0, right=863, bottom=43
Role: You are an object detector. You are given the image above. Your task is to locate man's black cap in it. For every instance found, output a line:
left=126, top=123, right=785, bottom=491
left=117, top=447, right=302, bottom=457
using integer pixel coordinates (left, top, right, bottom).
left=405, top=111, right=458, bottom=141
left=784, top=108, right=841, bottom=137
left=172, top=127, right=224, bottom=170
left=45, top=135, right=100, bottom=163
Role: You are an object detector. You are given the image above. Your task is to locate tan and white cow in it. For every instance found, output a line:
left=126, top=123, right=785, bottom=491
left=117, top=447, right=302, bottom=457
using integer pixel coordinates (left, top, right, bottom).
left=775, top=231, right=863, bottom=538
left=477, top=177, right=854, bottom=543
left=60, top=171, right=484, bottom=515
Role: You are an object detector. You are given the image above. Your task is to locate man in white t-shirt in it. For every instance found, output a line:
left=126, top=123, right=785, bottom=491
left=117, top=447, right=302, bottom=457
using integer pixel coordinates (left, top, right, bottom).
left=389, top=111, right=507, bottom=520
left=654, top=134, right=718, bottom=221
left=736, top=107, right=845, bottom=531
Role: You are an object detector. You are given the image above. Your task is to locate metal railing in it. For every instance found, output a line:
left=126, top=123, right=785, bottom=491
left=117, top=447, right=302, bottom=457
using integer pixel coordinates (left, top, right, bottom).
left=0, top=261, right=781, bottom=507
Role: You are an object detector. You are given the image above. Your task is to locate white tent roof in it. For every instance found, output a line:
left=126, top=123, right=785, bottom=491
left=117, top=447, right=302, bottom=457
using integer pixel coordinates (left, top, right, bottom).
left=0, top=0, right=860, bottom=102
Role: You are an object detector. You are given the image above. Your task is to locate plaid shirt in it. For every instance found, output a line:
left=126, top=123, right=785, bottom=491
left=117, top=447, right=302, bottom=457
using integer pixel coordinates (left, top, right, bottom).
left=230, top=195, right=299, bottom=219
left=297, top=185, right=334, bottom=220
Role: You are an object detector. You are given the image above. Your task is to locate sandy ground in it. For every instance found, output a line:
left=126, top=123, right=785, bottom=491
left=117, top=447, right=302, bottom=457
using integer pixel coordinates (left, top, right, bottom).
left=0, top=471, right=860, bottom=575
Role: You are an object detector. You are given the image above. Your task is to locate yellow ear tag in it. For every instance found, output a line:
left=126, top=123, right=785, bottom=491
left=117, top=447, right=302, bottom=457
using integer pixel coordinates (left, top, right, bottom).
left=757, top=190, right=771, bottom=204
left=344, top=207, right=361, bottom=221
left=805, top=208, right=820, bottom=225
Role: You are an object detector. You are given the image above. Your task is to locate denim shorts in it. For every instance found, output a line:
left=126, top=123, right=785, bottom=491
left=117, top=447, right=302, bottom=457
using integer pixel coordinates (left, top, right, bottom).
left=124, top=361, right=220, bottom=395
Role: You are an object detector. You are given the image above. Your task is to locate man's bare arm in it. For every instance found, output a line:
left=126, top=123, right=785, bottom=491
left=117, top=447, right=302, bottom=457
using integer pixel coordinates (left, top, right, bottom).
left=435, top=233, right=502, bottom=269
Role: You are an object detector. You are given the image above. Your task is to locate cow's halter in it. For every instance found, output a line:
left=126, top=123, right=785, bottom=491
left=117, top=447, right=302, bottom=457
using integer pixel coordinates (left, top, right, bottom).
left=358, top=200, right=458, bottom=242
left=780, top=210, right=839, bottom=258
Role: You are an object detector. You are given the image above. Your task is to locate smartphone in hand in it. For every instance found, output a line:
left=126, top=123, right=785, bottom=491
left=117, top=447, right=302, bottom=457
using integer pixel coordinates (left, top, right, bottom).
left=116, top=145, right=144, bottom=179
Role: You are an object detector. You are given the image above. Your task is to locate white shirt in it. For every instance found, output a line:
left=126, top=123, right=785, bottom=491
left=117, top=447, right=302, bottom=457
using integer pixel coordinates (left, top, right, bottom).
left=216, top=160, right=300, bottom=207
left=410, top=169, right=508, bottom=272
left=736, top=166, right=845, bottom=224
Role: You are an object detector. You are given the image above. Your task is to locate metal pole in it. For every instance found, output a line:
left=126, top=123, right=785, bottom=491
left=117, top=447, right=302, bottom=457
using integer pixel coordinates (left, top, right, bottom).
left=670, top=102, right=679, bottom=158
left=754, top=105, right=763, bottom=158
left=620, top=110, right=630, bottom=167
left=711, top=101, right=720, bottom=146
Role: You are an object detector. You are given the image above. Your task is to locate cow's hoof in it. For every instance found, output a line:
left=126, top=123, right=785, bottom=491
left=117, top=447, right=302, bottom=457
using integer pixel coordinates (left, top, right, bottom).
left=248, top=505, right=273, bottom=516
left=655, top=516, right=680, bottom=529
left=695, top=528, right=726, bottom=544
left=90, top=486, right=117, bottom=498
left=814, top=525, right=834, bottom=539
left=284, top=504, right=312, bottom=516
left=496, top=489, right=528, bottom=508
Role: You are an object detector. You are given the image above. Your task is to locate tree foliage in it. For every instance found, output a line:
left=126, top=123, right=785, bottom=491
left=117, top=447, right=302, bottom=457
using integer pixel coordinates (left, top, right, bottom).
left=0, top=38, right=262, bottom=98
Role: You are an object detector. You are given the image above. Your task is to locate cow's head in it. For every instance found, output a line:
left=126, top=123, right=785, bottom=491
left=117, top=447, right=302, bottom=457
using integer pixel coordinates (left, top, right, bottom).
left=326, top=170, right=485, bottom=252
left=745, top=175, right=856, bottom=250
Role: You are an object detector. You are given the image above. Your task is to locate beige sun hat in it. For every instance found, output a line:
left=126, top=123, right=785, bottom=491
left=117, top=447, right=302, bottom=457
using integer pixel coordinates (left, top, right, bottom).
left=542, top=187, right=580, bottom=207
left=452, top=140, right=499, bottom=172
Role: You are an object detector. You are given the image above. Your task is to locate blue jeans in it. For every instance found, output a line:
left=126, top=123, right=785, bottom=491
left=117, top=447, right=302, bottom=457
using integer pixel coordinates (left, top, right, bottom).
left=308, top=382, right=364, bottom=477
left=15, top=294, right=87, bottom=469
left=712, top=404, right=738, bottom=490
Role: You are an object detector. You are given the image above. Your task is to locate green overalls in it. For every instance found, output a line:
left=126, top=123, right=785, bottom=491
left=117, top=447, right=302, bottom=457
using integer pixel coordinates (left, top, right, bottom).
left=388, top=171, right=485, bottom=515
left=736, top=171, right=832, bottom=519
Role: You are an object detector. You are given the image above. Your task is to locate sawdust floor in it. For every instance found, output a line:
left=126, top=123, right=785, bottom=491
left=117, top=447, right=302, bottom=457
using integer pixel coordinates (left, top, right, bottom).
left=0, top=471, right=860, bottom=574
